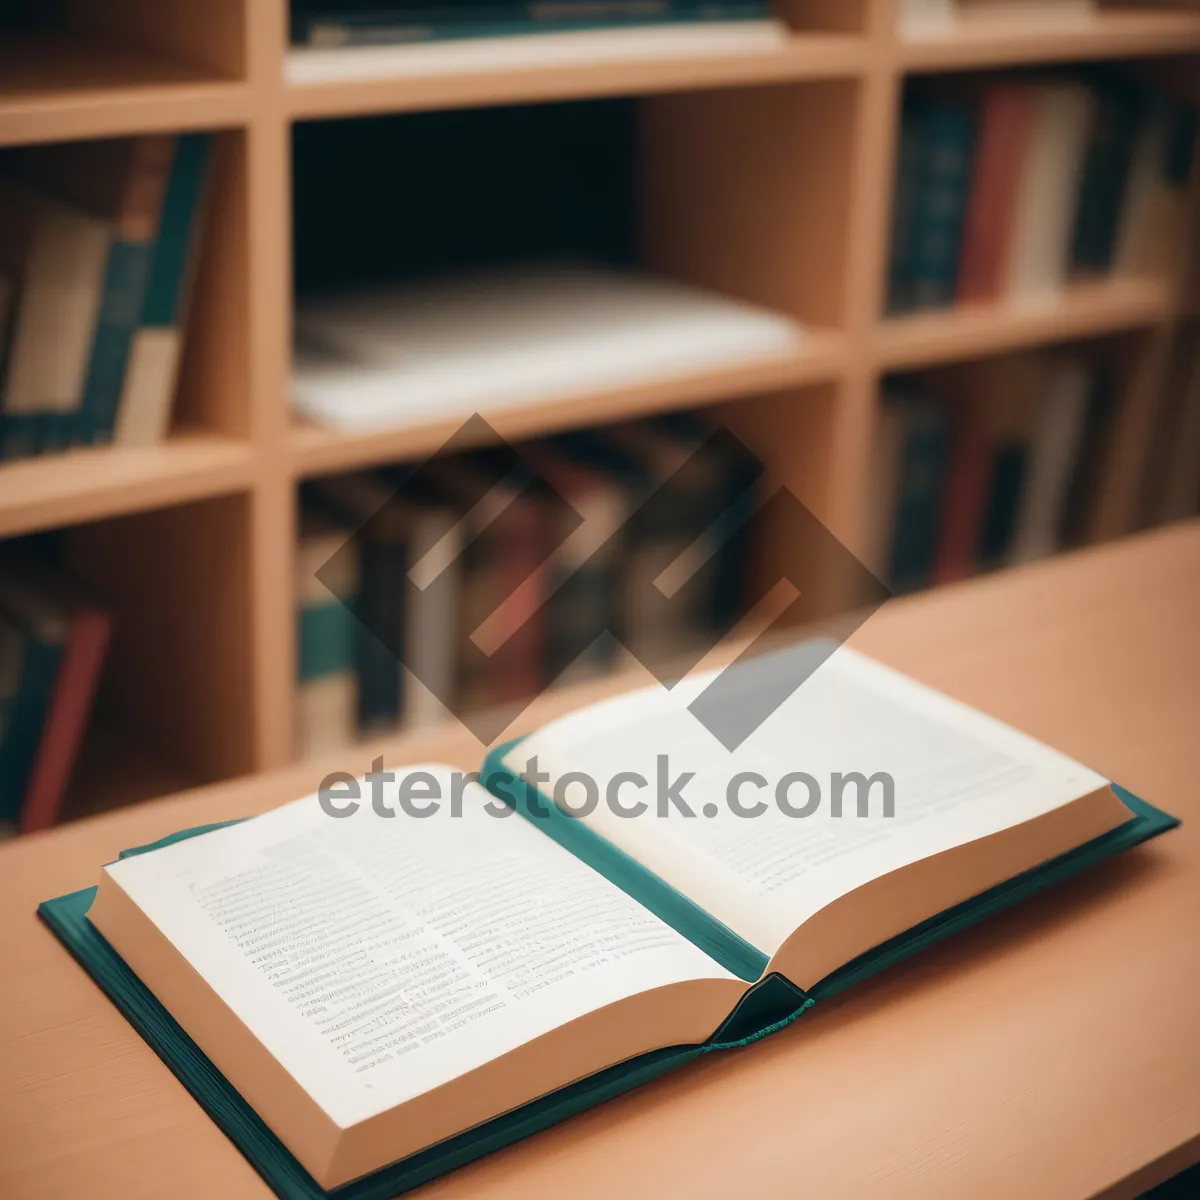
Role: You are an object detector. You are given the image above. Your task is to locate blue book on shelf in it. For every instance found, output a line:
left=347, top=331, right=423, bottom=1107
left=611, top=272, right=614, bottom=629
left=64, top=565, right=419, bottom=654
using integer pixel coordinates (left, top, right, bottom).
left=88, top=134, right=211, bottom=447
left=909, top=103, right=976, bottom=312
left=887, top=100, right=928, bottom=315
left=887, top=397, right=950, bottom=594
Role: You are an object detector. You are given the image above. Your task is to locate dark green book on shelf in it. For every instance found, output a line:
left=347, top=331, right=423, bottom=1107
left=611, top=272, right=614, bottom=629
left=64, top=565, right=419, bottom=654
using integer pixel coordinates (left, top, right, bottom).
left=39, top=640, right=1178, bottom=1199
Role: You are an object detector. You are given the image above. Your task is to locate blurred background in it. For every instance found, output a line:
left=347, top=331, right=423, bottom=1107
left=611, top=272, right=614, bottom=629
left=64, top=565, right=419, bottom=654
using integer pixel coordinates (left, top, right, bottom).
left=0, top=0, right=1196, bottom=837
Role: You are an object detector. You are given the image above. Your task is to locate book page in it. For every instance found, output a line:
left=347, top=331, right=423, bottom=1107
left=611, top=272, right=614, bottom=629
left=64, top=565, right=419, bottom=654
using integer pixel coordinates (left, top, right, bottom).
left=511, top=645, right=1114, bottom=954
left=100, top=766, right=736, bottom=1128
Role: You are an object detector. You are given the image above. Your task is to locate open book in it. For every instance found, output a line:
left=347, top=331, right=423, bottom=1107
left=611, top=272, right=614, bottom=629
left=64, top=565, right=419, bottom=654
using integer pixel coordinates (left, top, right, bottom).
left=44, top=643, right=1176, bottom=1197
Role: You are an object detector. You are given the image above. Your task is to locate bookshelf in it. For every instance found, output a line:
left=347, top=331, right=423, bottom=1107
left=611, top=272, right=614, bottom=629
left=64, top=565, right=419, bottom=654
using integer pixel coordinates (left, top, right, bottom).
left=0, top=0, right=1197, bottom=822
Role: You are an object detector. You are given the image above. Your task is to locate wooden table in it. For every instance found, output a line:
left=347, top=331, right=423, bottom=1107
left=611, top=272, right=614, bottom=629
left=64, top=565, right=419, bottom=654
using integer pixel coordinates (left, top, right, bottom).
left=3, top=521, right=1199, bottom=1200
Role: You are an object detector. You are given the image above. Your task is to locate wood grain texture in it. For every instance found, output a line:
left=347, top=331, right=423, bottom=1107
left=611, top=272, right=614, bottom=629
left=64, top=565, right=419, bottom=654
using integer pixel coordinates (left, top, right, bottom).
left=1, top=521, right=1198, bottom=1200
left=0, top=432, right=253, bottom=540
left=899, top=7, right=1200, bottom=72
left=873, top=276, right=1173, bottom=372
left=0, top=34, right=250, bottom=149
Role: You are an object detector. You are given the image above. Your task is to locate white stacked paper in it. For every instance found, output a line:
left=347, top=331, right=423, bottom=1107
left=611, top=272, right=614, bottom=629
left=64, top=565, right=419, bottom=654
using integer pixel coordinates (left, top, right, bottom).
left=285, top=20, right=791, bottom=86
left=292, top=263, right=805, bottom=434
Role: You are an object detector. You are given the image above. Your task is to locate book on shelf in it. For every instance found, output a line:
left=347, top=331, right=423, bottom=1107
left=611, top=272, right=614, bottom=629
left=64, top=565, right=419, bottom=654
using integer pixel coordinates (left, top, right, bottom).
left=604, top=419, right=731, bottom=662
left=927, top=354, right=1043, bottom=580
left=1070, top=81, right=1144, bottom=278
left=291, top=263, right=803, bottom=434
left=881, top=392, right=950, bottom=595
left=1010, top=355, right=1092, bottom=564
left=863, top=399, right=910, bottom=580
left=0, top=275, right=15, bottom=394
left=908, top=100, right=977, bottom=311
left=290, top=413, right=770, bottom=744
left=1058, top=371, right=1118, bottom=549
left=296, top=510, right=361, bottom=760
left=956, top=85, right=1035, bottom=304
left=18, top=135, right=178, bottom=449
left=1142, top=328, right=1200, bottom=525
left=1004, top=84, right=1096, bottom=299
left=930, top=396, right=991, bottom=585
left=875, top=351, right=1110, bottom=592
left=888, top=74, right=1186, bottom=316
left=114, top=133, right=212, bottom=449
left=290, top=0, right=773, bottom=47
left=1115, top=93, right=1198, bottom=278
left=425, top=450, right=547, bottom=718
left=381, top=472, right=462, bottom=732
left=520, top=439, right=627, bottom=689
left=307, top=475, right=410, bottom=736
left=887, top=100, right=929, bottom=315
left=0, top=565, right=111, bottom=833
left=0, top=182, right=110, bottom=460
left=44, top=639, right=1178, bottom=1195
left=0, top=134, right=212, bottom=461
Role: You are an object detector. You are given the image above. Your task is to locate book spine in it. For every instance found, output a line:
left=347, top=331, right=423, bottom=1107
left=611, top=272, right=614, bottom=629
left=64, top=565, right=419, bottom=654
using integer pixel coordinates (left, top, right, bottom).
left=957, top=86, right=1035, bottom=304
left=978, top=441, right=1029, bottom=570
left=709, top=433, right=762, bottom=633
left=0, top=187, right=40, bottom=462
left=887, top=402, right=950, bottom=594
left=18, top=610, right=111, bottom=833
left=0, top=634, right=63, bottom=824
left=488, top=496, right=546, bottom=705
left=401, top=510, right=460, bottom=730
left=909, top=105, right=977, bottom=311
left=74, top=137, right=175, bottom=448
left=542, top=481, right=622, bottom=687
left=887, top=103, right=928, bottom=315
left=932, top=415, right=991, bottom=585
left=1070, top=86, right=1144, bottom=276
left=1005, top=85, right=1095, bottom=298
left=110, top=134, right=211, bottom=448
left=1059, top=374, right=1117, bottom=548
left=1, top=200, right=110, bottom=460
left=356, top=541, right=406, bottom=734
left=297, top=602, right=359, bottom=758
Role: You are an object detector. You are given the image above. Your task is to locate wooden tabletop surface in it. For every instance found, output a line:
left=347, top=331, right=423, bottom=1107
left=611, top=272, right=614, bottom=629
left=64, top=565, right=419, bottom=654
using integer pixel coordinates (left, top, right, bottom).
left=2, top=520, right=1199, bottom=1200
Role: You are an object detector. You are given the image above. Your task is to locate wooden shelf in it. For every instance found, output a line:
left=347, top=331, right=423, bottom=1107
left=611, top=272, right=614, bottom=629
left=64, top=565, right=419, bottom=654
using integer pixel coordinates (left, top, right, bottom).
left=1, top=3, right=1195, bottom=809
left=0, top=33, right=250, bottom=148
left=873, top=277, right=1172, bottom=372
left=288, top=334, right=847, bottom=476
left=0, top=432, right=254, bottom=540
left=899, top=8, right=1200, bottom=72
left=285, top=30, right=867, bottom=120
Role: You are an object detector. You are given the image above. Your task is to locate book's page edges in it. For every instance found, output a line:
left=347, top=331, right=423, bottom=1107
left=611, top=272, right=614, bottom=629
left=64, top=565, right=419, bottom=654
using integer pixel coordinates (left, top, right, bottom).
left=809, top=784, right=1179, bottom=999
left=481, top=737, right=770, bottom=982
left=38, top=881, right=800, bottom=1200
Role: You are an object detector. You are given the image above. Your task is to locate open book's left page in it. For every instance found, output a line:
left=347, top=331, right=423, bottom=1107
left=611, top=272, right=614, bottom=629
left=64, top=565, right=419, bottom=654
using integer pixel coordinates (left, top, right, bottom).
left=95, top=767, right=741, bottom=1135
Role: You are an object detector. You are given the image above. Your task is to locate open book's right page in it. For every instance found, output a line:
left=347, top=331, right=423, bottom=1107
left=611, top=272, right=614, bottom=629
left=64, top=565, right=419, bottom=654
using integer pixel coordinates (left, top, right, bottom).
left=509, top=644, right=1129, bottom=978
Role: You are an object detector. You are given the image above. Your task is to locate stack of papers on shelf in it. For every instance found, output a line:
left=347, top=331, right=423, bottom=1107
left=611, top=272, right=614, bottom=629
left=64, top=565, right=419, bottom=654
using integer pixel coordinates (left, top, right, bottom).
left=291, top=263, right=805, bottom=434
left=285, top=20, right=792, bottom=86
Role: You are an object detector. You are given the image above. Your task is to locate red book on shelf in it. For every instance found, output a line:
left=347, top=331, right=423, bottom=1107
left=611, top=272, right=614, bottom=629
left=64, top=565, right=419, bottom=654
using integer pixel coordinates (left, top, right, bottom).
left=933, top=414, right=992, bottom=586
left=19, top=607, right=111, bottom=833
left=957, top=85, right=1036, bottom=305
